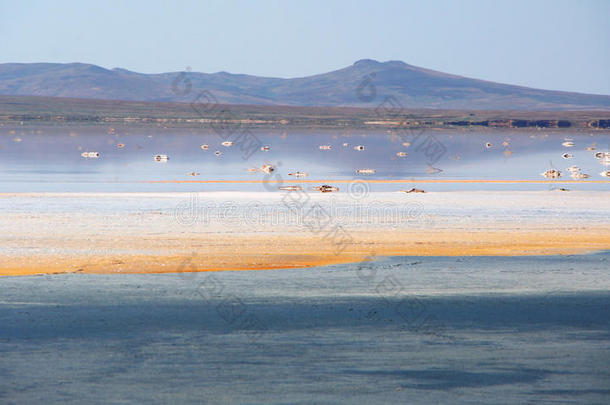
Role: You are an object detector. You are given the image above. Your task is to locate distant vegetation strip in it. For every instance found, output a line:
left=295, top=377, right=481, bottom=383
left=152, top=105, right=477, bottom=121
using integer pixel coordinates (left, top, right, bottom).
left=0, top=96, right=609, bottom=130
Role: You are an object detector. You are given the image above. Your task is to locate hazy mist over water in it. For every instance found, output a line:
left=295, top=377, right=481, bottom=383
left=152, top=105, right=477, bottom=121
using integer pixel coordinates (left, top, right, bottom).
left=1, top=125, right=609, bottom=192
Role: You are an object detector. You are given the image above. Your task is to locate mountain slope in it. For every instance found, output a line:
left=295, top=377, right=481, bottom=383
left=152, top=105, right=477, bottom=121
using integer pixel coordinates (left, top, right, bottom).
left=1, top=60, right=609, bottom=110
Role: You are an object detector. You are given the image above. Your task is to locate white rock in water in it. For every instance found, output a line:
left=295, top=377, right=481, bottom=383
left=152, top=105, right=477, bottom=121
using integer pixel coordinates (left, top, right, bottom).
left=261, top=164, right=275, bottom=174
left=541, top=169, right=561, bottom=179
left=313, top=185, right=339, bottom=192
left=571, top=172, right=589, bottom=179
left=288, top=171, right=308, bottom=177
left=278, top=186, right=302, bottom=191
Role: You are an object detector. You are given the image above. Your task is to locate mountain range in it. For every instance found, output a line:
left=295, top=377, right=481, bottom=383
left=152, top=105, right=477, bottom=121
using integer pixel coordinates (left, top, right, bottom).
left=1, top=59, right=609, bottom=110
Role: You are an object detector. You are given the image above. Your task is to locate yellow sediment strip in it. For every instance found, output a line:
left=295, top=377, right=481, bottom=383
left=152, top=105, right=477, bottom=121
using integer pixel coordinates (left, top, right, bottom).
left=140, top=179, right=610, bottom=184
left=2, top=228, right=609, bottom=277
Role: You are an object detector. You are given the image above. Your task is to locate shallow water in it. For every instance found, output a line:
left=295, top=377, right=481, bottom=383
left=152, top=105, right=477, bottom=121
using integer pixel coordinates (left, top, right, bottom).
left=1, top=124, right=609, bottom=192
left=1, top=253, right=609, bottom=404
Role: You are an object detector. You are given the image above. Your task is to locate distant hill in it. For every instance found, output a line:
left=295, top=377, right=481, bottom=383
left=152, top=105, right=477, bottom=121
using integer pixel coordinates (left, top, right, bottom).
left=1, top=60, right=609, bottom=110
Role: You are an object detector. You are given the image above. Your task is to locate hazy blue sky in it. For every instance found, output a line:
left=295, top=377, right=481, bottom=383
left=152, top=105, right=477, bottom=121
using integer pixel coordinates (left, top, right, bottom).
left=1, top=0, right=609, bottom=94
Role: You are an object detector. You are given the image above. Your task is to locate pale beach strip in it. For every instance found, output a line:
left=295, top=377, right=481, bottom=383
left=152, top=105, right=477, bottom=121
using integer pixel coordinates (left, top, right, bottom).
left=1, top=191, right=609, bottom=276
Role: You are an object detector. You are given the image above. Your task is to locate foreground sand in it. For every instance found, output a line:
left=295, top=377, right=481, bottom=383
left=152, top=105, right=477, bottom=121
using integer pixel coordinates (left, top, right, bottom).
left=1, top=191, right=609, bottom=276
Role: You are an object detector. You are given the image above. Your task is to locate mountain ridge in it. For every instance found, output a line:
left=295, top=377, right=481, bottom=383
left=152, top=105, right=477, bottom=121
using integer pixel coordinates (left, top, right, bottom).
left=1, top=60, right=609, bottom=110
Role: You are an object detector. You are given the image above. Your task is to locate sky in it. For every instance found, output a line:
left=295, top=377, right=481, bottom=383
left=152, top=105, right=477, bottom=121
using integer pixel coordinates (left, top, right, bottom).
left=1, top=0, right=609, bottom=95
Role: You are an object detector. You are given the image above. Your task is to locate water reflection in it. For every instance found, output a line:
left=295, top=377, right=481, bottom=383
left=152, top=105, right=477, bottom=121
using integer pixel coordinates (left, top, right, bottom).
left=0, top=124, right=608, bottom=192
